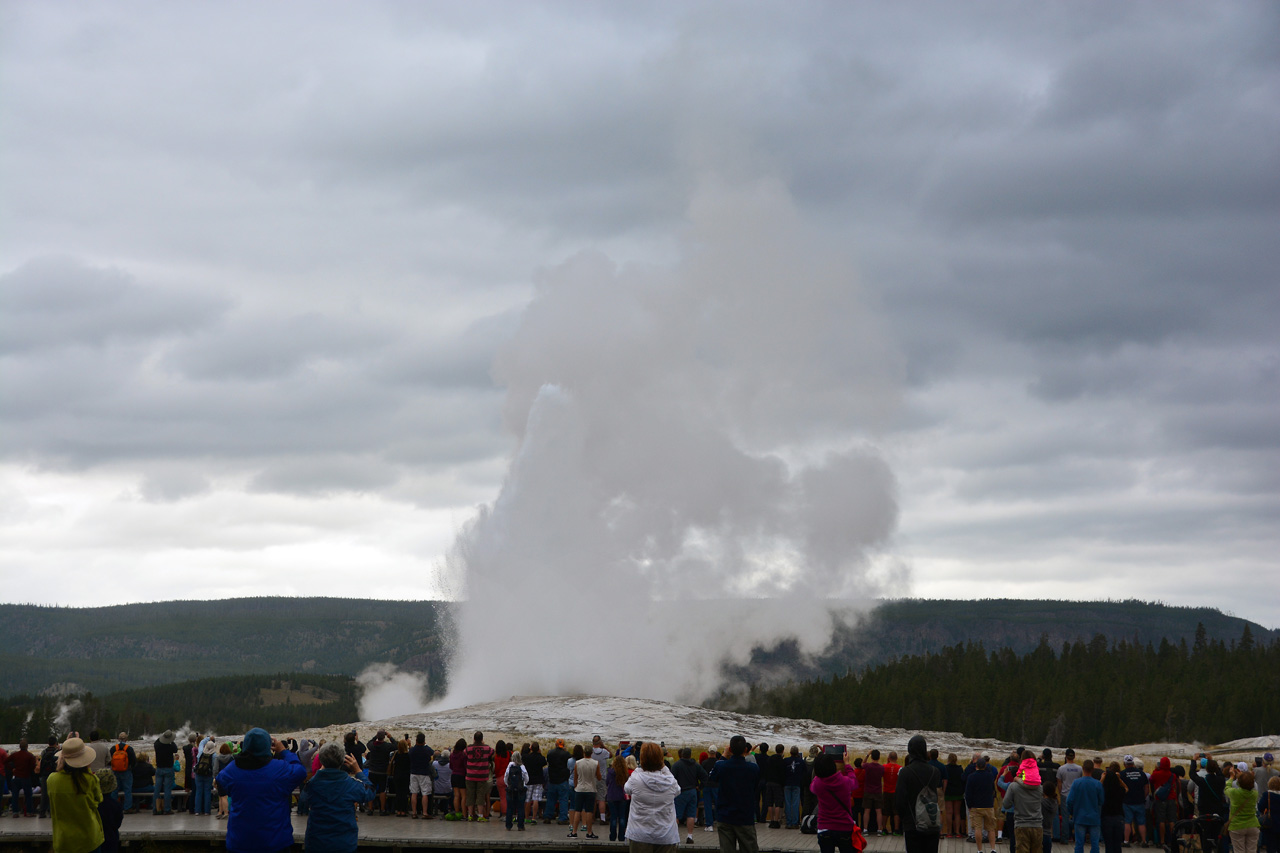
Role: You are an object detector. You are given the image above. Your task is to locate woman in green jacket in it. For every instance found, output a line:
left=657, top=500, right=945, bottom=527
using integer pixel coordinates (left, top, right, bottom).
left=46, top=737, right=106, bottom=853
left=1223, top=769, right=1261, bottom=853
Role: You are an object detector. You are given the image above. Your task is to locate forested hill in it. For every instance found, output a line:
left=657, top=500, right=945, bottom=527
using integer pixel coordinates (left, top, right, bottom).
left=739, top=626, right=1280, bottom=748
left=1, top=596, right=1272, bottom=699
left=0, top=597, right=450, bottom=697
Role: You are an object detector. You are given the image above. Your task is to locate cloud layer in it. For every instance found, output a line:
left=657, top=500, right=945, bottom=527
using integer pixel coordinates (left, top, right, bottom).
left=1, top=2, right=1276, bottom=625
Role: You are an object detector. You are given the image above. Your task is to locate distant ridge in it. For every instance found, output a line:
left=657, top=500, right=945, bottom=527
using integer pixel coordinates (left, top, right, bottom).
left=1, top=596, right=1272, bottom=698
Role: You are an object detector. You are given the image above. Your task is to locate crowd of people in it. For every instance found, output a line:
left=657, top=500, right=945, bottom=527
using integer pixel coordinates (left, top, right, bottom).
left=5, top=728, right=1277, bottom=853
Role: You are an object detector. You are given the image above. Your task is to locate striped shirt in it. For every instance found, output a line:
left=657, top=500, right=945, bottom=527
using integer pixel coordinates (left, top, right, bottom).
left=465, top=743, right=494, bottom=781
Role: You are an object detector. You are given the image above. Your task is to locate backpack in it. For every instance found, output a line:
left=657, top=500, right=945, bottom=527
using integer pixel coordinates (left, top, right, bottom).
left=507, top=763, right=526, bottom=793
left=1155, top=779, right=1172, bottom=800
left=915, top=784, right=942, bottom=833
left=800, top=813, right=818, bottom=834
left=111, top=745, right=130, bottom=772
left=195, top=753, right=212, bottom=776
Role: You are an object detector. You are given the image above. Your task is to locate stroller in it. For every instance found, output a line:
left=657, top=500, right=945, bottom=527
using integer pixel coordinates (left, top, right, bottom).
left=1172, top=814, right=1226, bottom=853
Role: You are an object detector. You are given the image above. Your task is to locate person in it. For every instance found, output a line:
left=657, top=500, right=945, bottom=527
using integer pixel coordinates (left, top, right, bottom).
left=702, top=747, right=722, bottom=832
left=1042, top=777, right=1059, bottom=853
left=1223, top=771, right=1260, bottom=853
left=407, top=733, right=435, bottom=819
left=1100, top=762, right=1125, bottom=853
left=108, top=733, right=135, bottom=813
left=625, top=741, right=682, bottom=853
left=217, top=727, right=307, bottom=853
left=1118, top=756, right=1149, bottom=847
left=431, top=749, right=452, bottom=818
left=571, top=744, right=601, bottom=838
left=213, top=742, right=235, bottom=819
left=864, top=749, right=886, bottom=835
left=464, top=731, right=494, bottom=822
left=494, top=741, right=511, bottom=819
left=546, top=738, right=573, bottom=825
left=1260, top=776, right=1279, bottom=853
left=967, top=755, right=1000, bottom=853
left=47, top=736, right=105, bottom=853
left=1148, top=757, right=1177, bottom=849
left=1002, top=757, right=1044, bottom=853
left=506, top=751, right=529, bottom=831
left=592, top=736, right=612, bottom=822
left=945, top=754, right=966, bottom=838
left=131, top=754, right=155, bottom=802
left=449, top=738, right=468, bottom=818
left=884, top=750, right=903, bottom=836
left=365, top=730, right=394, bottom=816
left=193, top=740, right=216, bottom=815
left=898, top=734, right=944, bottom=853
left=810, top=751, right=860, bottom=853
left=763, top=744, right=786, bottom=829
left=672, top=747, right=710, bottom=843
left=389, top=738, right=411, bottom=816
left=38, top=736, right=61, bottom=818
left=183, top=734, right=199, bottom=813
left=95, top=769, right=124, bottom=853
left=711, top=735, right=762, bottom=853
left=608, top=753, right=631, bottom=842
left=9, top=738, right=37, bottom=818
left=524, top=742, right=547, bottom=824
left=783, top=746, right=807, bottom=829
left=152, top=730, right=178, bottom=816
left=304, top=742, right=374, bottom=853
left=1066, top=760, right=1104, bottom=853
left=1058, top=749, right=1084, bottom=841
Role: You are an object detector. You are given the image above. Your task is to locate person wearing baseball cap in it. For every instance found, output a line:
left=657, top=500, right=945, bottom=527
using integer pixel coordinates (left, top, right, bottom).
left=1119, top=756, right=1149, bottom=847
left=47, top=737, right=106, bottom=852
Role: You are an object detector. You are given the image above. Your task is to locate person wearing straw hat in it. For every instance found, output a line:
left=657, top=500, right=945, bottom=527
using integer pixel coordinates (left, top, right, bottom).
left=45, top=736, right=105, bottom=853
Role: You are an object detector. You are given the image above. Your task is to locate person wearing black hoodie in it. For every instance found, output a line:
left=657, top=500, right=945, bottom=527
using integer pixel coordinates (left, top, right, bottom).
left=896, top=735, right=943, bottom=853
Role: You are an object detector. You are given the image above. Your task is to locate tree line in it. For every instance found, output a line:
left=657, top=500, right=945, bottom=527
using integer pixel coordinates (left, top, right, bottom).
left=0, top=673, right=358, bottom=742
left=738, top=623, right=1278, bottom=748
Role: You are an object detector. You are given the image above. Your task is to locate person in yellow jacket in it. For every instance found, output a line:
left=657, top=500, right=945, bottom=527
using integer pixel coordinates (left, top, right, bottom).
left=46, top=737, right=105, bottom=853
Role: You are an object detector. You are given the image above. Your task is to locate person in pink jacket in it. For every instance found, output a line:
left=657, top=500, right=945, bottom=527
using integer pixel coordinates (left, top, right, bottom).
left=810, top=752, right=863, bottom=853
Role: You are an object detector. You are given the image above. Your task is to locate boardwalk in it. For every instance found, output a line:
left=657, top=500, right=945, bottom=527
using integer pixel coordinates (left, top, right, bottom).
left=0, top=811, right=990, bottom=851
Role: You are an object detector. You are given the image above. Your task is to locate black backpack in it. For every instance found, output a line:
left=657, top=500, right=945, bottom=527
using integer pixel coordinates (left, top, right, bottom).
left=507, top=763, right=526, bottom=793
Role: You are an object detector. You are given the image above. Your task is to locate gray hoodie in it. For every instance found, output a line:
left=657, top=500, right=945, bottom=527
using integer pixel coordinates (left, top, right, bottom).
left=1002, top=779, right=1044, bottom=829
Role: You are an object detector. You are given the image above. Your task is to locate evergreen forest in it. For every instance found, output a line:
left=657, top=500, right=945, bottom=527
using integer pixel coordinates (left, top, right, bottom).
left=739, top=623, right=1279, bottom=748
left=0, top=673, right=358, bottom=742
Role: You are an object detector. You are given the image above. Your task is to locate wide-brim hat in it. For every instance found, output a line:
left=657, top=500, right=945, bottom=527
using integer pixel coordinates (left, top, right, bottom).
left=58, top=737, right=94, bottom=768
left=202, top=741, right=217, bottom=755
left=117, top=732, right=128, bottom=741
left=158, top=730, right=175, bottom=745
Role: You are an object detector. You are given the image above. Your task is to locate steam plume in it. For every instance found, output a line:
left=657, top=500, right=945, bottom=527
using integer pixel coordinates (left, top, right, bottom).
left=436, top=179, right=904, bottom=708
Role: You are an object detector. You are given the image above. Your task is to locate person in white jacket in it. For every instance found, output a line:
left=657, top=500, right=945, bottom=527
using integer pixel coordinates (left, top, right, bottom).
left=624, top=742, right=682, bottom=852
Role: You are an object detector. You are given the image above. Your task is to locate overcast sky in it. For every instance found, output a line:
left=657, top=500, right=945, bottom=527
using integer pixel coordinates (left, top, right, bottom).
left=2, top=1, right=1277, bottom=627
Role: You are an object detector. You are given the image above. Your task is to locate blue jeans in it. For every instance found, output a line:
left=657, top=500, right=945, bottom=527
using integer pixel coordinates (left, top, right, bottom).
left=10, top=777, right=33, bottom=814
left=506, top=788, right=526, bottom=829
left=114, top=770, right=133, bottom=810
left=545, top=781, right=572, bottom=822
left=194, top=775, right=213, bottom=814
left=703, top=789, right=716, bottom=827
left=155, top=768, right=175, bottom=813
left=609, top=799, right=629, bottom=840
left=784, top=786, right=801, bottom=827
left=1075, top=823, right=1101, bottom=853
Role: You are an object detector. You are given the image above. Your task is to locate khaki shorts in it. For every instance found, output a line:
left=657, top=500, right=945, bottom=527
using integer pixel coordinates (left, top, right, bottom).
left=465, top=779, right=489, bottom=808
left=409, top=774, right=432, bottom=795
left=969, top=807, right=998, bottom=837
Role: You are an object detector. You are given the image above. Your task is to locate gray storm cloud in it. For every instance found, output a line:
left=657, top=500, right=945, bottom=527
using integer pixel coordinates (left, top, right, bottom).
left=432, top=179, right=903, bottom=707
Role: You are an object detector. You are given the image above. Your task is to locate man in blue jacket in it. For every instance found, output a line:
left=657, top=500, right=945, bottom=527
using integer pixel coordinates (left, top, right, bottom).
left=217, top=728, right=307, bottom=853
left=710, top=735, right=762, bottom=853
left=1065, top=760, right=1104, bottom=853
left=305, top=742, right=375, bottom=853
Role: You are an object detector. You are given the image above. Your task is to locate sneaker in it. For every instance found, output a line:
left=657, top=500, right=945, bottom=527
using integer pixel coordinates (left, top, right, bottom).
left=705, top=826, right=716, bottom=832
left=587, top=833, right=599, bottom=839
left=518, top=826, right=525, bottom=831
left=568, top=831, right=578, bottom=838
left=477, top=816, right=489, bottom=822
left=769, top=821, right=781, bottom=829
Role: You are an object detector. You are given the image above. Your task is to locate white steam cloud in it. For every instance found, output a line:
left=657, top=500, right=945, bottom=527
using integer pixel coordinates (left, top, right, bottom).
left=435, top=179, right=905, bottom=708
left=356, top=663, right=432, bottom=722
left=53, top=699, right=82, bottom=732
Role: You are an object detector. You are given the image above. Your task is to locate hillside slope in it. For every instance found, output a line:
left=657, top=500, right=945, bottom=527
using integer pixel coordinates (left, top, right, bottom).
left=1, top=596, right=1270, bottom=698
